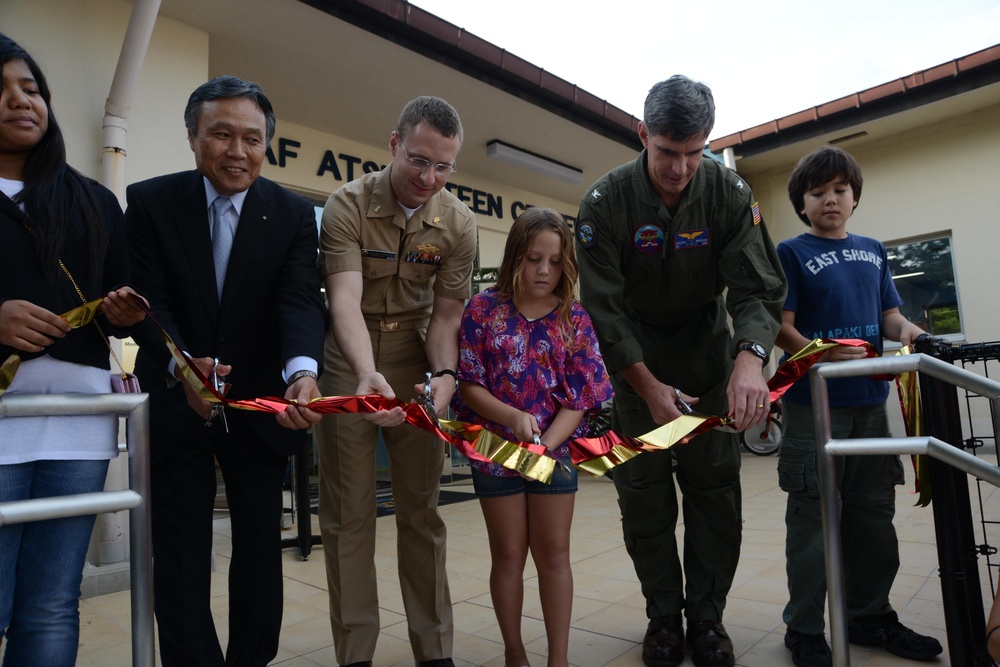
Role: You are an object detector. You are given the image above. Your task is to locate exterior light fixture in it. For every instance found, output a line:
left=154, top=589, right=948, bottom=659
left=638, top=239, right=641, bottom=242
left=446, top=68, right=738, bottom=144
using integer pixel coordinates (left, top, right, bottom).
left=486, top=140, right=583, bottom=184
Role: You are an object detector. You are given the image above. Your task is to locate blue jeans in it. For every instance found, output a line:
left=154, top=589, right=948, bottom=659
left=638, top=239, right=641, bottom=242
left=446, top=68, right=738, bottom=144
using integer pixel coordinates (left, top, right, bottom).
left=0, top=459, right=111, bottom=667
left=470, top=463, right=578, bottom=498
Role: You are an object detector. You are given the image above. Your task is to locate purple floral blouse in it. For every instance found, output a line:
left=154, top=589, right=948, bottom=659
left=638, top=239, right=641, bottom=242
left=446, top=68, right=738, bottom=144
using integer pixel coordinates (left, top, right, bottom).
left=454, top=288, right=614, bottom=477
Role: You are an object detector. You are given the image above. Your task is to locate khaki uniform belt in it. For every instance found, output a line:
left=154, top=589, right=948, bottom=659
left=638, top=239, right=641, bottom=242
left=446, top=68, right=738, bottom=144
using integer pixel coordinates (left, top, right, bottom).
left=364, top=318, right=425, bottom=333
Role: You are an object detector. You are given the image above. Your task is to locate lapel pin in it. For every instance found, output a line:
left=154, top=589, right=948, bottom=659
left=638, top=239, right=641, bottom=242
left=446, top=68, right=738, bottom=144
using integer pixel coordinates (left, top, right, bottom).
left=374, top=205, right=381, bottom=213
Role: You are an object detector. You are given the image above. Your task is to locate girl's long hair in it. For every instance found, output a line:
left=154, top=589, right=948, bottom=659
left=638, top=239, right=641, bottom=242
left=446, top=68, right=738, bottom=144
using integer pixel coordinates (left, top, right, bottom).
left=494, top=206, right=579, bottom=340
left=1, top=33, right=107, bottom=282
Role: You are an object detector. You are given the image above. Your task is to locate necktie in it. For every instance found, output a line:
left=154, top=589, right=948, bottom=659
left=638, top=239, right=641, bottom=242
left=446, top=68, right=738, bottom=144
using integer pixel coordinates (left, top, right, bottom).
left=211, top=196, right=235, bottom=298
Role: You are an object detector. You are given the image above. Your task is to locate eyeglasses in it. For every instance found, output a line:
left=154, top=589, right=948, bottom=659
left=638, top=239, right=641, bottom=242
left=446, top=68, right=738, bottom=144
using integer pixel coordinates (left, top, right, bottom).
left=398, top=142, right=456, bottom=176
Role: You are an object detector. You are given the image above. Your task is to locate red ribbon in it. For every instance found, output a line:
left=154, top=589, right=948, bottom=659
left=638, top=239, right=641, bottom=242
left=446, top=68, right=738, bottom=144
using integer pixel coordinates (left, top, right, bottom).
left=131, top=294, right=896, bottom=482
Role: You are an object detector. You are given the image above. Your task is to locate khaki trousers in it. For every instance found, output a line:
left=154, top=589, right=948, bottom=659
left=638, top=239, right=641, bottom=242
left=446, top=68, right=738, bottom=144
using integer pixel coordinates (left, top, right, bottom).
left=315, top=328, right=453, bottom=664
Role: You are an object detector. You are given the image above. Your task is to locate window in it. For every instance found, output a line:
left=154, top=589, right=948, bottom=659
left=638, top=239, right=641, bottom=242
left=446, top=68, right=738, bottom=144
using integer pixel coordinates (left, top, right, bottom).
left=885, top=234, right=963, bottom=340
left=314, top=205, right=324, bottom=234
left=471, top=267, right=498, bottom=295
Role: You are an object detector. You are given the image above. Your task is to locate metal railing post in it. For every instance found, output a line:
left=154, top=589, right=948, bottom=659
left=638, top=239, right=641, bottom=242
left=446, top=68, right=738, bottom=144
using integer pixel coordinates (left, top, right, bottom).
left=809, top=365, right=850, bottom=666
left=0, top=392, right=153, bottom=667
left=126, top=395, right=155, bottom=666
left=811, top=352, right=1000, bottom=667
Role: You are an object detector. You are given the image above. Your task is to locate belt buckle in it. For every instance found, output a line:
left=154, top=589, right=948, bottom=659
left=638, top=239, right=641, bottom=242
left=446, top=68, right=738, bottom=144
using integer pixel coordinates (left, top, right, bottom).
left=380, top=320, right=400, bottom=332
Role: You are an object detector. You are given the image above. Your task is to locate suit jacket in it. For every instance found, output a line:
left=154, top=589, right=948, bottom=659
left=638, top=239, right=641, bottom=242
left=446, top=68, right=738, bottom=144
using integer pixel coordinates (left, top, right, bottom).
left=126, top=170, right=326, bottom=462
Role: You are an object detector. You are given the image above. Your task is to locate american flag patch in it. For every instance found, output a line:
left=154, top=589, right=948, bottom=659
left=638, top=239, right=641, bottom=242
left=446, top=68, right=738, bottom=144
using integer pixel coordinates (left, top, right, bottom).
left=751, top=201, right=761, bottom=225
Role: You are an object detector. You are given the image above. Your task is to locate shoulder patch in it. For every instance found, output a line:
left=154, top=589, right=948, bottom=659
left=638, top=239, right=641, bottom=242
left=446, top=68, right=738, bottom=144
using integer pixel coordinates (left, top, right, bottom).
left=576, top=219, right=598, bottom=249
left=588, top=187, right=605, bottom=202
left=751, top=200, right=761, bottom=225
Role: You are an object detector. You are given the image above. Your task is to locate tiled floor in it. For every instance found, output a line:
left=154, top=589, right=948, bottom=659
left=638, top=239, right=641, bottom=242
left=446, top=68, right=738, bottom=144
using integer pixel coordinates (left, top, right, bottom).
left=66, top=451, right=998, bottom=666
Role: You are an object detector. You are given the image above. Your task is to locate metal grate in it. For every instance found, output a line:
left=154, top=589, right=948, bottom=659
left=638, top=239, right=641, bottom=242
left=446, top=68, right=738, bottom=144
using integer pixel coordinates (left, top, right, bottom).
left=956, top=342, right=1000, bottom=594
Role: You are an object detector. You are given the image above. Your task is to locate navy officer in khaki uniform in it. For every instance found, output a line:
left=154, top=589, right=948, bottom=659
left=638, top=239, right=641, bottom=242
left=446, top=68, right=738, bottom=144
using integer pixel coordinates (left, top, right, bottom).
left=316, top=96, right=477, bottom=667
left=576, top=75, right=786, bottom=667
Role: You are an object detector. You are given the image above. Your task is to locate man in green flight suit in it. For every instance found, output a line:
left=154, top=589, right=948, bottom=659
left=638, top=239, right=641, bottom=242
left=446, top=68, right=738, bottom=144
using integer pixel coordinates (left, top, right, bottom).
left=576, top=75, right=786, bottom=667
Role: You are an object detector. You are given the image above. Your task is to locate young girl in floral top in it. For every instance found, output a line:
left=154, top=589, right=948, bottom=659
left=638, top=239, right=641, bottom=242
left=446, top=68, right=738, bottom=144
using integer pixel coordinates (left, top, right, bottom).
left=455, top=207, right=613, bottom=667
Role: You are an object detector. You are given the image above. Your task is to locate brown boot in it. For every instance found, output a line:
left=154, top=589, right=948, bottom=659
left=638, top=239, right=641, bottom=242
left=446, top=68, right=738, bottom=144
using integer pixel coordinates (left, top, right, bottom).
left=687, top=620, right=734, bottom=667
left=642, top=615, right=684, bottom=667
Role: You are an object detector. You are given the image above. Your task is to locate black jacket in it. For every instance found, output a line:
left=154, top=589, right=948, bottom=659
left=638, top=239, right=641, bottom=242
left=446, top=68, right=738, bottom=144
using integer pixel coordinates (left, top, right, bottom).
left=126, top=170, right=326, bottom=460
left=0, top=178, right=131, bottom=368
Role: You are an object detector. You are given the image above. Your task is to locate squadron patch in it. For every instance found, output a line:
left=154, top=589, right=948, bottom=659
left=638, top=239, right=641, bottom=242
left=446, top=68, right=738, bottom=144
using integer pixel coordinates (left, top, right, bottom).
left=576, top=219, right=598, bottom=249
left=675, top=229, right=710, bottom=250
left=633, top=224, right=665, bottom=254
left=751, top=201, right=761, bottom=225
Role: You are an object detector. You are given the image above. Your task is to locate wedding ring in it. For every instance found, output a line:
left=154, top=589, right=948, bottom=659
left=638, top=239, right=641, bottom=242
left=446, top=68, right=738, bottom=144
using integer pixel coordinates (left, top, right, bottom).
left=755, top=403, right=764, bottom=409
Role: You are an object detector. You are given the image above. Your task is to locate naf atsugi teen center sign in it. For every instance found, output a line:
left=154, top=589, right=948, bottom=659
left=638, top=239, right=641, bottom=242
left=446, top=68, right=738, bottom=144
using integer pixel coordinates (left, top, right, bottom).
left=265, top=136, right=575, bottom=225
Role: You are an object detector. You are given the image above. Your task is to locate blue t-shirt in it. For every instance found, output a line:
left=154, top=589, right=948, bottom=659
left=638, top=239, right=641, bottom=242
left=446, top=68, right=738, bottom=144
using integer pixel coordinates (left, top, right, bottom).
left=777, top=232, right=902, bottom=408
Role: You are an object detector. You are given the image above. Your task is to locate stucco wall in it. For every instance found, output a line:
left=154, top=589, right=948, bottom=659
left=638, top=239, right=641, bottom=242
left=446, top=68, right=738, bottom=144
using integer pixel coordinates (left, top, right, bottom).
left=2, top=0, right=581, bottom=268
left=736, top=101, right=1000, bottom=441
left=743, top=102, right=1000, bottom=345
left=261, top=119, right=579, bottom=270
left=1, top=0, right=208, bottom=188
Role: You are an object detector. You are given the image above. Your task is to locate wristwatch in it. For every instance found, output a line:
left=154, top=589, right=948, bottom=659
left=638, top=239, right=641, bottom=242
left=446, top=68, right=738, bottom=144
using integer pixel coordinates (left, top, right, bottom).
left=737, top=341, right=768, bottom=362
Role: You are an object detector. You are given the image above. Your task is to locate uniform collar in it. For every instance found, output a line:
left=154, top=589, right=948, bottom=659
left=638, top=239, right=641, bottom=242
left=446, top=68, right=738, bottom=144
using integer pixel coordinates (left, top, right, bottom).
left=369, top=164, right=449, bottom=232
left=368, top=166, right=401, bottom=227
left=633, top=148, right=708, bottom=213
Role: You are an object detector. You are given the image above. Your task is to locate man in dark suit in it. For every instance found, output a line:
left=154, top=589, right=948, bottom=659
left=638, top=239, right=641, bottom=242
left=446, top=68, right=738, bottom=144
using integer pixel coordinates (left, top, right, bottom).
left=126, top=76, right=326, bottom=667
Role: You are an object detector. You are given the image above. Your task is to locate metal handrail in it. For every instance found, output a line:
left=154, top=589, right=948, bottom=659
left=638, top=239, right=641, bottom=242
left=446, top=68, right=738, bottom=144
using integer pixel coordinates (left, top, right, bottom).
left=810, top=353, right=1000, bottom=667
left=0, top=392, right=153, bottom=667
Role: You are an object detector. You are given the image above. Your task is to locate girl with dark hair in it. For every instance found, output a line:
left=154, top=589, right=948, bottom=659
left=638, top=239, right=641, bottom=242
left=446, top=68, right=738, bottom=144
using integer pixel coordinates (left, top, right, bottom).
left=453, top=207, right=612, bottom=667
left=0, top=33, right=146, bottom=666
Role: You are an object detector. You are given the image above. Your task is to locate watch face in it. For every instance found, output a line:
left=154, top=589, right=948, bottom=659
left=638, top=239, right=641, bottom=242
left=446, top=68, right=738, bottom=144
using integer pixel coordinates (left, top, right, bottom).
left=741, top=342, right=767, bottom=360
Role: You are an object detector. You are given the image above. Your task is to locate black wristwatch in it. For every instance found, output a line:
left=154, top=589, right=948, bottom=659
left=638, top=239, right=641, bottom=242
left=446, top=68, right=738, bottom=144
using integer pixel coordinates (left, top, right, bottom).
left=737, top=341, right=768, bottom=362
left=433, top=368, right=459, bottom=389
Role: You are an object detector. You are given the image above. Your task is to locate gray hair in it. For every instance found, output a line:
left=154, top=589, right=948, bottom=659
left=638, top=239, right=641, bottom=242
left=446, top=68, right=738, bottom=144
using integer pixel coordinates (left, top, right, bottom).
left=396, top=96, right=463, bottom=143
left=184, top=75, right=276, bottom=144
left=643, top=75, right=715, bottom=141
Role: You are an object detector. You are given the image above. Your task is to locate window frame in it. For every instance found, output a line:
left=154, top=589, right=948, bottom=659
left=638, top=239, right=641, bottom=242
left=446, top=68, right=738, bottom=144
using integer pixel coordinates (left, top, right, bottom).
left=884, top=231, right=964, bottom=345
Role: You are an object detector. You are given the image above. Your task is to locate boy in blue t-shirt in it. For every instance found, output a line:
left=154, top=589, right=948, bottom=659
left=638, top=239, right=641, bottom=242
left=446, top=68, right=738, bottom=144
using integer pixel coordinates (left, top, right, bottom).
left=775, top=146, right=941, bottom=666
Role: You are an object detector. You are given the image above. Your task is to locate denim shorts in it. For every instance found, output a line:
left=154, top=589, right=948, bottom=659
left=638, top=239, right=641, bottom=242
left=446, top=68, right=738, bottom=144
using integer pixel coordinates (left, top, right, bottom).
left=470, top=463, right=578, bottom=498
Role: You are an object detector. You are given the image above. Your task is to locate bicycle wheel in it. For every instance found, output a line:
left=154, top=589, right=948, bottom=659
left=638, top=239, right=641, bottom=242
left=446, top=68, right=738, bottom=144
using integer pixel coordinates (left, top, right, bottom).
left=740, top=418, right=781, bottom=456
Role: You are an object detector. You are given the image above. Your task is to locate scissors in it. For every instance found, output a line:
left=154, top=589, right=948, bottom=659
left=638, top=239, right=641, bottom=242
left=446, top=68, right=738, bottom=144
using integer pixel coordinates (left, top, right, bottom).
left=674, top=386, right=694, bottom=415
left=206, top=357, right=229, bottom=433
left=674, top=386, right=740, bottom=433
left=534, top=433, right=572, bottom=479
left=418, top=372, right=441, bottom=439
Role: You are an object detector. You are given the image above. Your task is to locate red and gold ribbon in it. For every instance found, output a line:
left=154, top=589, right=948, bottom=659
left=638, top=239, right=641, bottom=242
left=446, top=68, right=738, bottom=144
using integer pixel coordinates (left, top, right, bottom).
left=767, top=337, right=928, bottom=503
left=152, top=313, right=900, bottom=483
left=0, top=296, right=919, bottom=486
left=765, top=338, right=883, bottom=402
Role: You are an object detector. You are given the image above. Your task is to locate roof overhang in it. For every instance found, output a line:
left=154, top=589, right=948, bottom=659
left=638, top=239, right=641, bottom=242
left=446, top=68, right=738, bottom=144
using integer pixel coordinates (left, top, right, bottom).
left=709, top=45, right=1000, bottom=174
